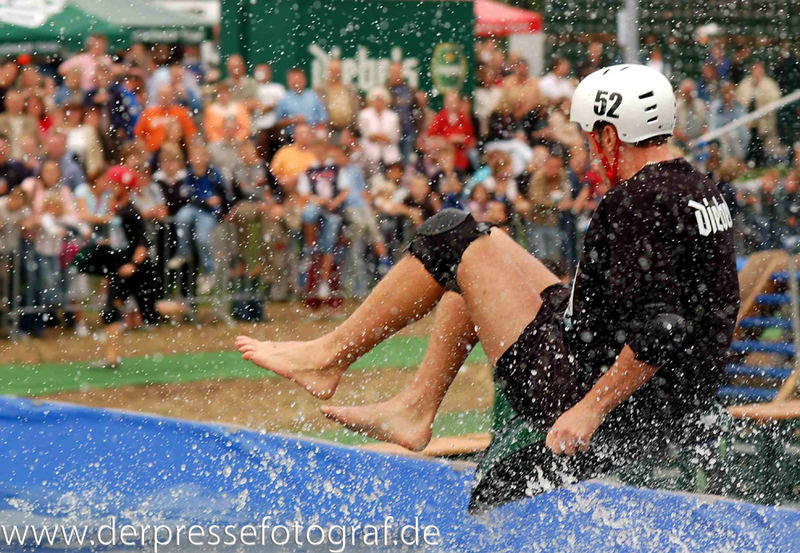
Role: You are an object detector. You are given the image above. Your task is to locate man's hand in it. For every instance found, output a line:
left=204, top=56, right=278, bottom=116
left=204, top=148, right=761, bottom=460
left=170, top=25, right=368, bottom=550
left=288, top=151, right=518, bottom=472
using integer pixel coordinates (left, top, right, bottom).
left=118, top=263, right=136, bottom=279
left=557, top=196, right=573, bottom=211
left=369, top=133, right=391, bottom=145
left=545, top=400, right=604, bottom=456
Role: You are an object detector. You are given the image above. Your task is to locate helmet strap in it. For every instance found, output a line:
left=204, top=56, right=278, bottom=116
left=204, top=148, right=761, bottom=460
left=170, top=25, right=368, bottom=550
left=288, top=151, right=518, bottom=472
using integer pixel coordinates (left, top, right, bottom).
left=589, top=131, right=621, bottom=185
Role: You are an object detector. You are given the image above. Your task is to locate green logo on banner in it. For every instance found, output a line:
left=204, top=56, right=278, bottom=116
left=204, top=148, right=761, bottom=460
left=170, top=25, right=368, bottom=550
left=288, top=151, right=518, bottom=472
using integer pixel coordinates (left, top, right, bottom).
left=431, top=42, right=466, bottom=94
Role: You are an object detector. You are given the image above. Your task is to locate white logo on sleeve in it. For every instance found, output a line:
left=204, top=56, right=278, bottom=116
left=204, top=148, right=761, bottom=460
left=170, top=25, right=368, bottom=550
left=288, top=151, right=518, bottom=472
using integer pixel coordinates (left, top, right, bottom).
left=688, top=197, right=733, bottom=236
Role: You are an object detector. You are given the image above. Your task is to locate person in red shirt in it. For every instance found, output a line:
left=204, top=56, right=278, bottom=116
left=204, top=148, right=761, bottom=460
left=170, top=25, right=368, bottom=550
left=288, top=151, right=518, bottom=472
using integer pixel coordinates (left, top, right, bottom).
left=426, top=91, right=475, bottom=172
left=134, top=85, right=198, bottom=153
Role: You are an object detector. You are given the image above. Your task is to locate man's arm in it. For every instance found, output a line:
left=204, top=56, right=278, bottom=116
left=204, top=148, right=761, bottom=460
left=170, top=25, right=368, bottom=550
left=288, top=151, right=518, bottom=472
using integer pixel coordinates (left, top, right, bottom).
left=118, top=243, right=149, bottom=279
left=548, top=190, right=683, bottom=456
left=328, top=189, right=349, bottom=212
left=545, top=345, right=658, bottom=455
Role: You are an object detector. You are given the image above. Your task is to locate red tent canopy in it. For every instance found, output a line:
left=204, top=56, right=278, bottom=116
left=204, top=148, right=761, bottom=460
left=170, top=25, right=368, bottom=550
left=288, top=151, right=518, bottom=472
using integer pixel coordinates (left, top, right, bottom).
left=474, top=0, right=542, bottom=37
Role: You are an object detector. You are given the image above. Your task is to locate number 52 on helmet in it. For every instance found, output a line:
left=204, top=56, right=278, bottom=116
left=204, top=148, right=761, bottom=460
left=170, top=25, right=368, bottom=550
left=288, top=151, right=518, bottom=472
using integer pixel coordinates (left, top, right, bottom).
left=570, top=64, right=677, bottom=144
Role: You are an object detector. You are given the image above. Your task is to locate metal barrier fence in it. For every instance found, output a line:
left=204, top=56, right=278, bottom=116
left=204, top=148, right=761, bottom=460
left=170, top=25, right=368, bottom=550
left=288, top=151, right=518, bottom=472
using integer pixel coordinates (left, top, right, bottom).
left=0, top=212, right=421, bottom=335
left=1, top=210, right=588, bottom=336
left=2, top=216, right=278, bottom=334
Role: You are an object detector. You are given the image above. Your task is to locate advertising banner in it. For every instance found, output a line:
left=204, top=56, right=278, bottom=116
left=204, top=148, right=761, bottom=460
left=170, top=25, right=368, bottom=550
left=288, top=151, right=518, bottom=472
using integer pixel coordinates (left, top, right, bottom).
left=220, top=0, right=475, bottom=96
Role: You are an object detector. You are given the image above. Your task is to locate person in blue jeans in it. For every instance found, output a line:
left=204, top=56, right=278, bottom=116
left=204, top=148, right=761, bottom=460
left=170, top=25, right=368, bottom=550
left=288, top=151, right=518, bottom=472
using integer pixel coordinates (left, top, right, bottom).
left=336, top=147, right=392, bottom=295
left=297, top=145, right=349, bottom=299
left=168, top=143, right=229, bottom=295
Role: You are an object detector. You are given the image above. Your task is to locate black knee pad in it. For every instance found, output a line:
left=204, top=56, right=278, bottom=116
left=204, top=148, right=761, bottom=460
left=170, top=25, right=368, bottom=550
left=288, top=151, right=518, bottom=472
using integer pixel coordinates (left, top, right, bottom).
left=408, top=209, right=490, bottom=291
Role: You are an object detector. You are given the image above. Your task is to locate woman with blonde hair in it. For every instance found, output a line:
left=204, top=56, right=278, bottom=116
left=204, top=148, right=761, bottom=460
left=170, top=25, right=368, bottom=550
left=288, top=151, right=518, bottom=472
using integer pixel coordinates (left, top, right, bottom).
left=485, top=87, right=524, bottom=142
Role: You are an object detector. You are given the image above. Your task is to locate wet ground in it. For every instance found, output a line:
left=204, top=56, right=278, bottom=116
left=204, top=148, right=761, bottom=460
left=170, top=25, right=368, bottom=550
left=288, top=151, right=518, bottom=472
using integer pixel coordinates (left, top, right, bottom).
left=3, top=301, right=494, bottom=437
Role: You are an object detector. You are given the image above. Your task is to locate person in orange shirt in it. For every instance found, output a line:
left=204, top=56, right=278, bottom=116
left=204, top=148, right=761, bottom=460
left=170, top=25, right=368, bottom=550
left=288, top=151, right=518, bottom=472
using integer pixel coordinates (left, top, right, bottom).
left=269, top=122, right=317, bottom=189
left=134, top=85, right=198, bottom=152
left=203, top=82, right=250, bottom=143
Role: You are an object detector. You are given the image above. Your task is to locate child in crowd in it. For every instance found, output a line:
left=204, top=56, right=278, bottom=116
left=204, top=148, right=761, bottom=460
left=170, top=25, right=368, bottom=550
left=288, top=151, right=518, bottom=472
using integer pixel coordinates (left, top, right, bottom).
left=152, top=144, right=192, bottom=297
left=434, top=146, right=465, bottom=209
left=468, top=182, right=492, bottom=221
left=468, top=182, right=510, bottom=228
left=153, top=143, right=191, bottom=217
left=75, top=168, right=114, bottom=241
left=298, top=145, right=349, bottom=299
left=22, top=160, right=84, bottom=322
left=403, top=175, right=442, bottom=225
left=35, top=194, right=69, bottom=308
left=371, top=178, right=414, bottom=257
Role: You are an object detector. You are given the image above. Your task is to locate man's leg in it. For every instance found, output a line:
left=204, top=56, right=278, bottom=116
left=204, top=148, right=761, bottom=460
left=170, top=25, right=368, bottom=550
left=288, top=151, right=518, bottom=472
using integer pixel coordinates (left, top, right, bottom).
left=343, top=207, right=368, bottom=296
left=195, top=210, right=218, bottom=275
left=230, top=201, right=259, bottom=274
left=321, top=291, right=477, bottom=451
left=170, top=206, right=195, bottom=264
left=236, top=255, right=446, bottom=398
left=209, top=221, right=234, bottom=321
left=300, top=204, right=321, bottom=287
left=316, top=211, right=342, bottom=293
left=321, top=229, right=560, bottom=449
left=237, top=210, right=558, bottom=395
left=301, top=204, right=320, bottom=251
left=130, top=262, right=161, bottom=325
left=99, top=274, right=127, bottom=367
left=262, top=216, right=289, bottom=299
left=457, top=227, right=559, bottom=365
left=103, top=321, right=124, bottom=366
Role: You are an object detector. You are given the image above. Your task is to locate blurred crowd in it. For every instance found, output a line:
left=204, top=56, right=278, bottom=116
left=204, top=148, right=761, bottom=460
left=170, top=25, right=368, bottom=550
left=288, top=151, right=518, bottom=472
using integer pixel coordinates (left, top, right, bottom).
left=1, top=33, right=799, bottom=340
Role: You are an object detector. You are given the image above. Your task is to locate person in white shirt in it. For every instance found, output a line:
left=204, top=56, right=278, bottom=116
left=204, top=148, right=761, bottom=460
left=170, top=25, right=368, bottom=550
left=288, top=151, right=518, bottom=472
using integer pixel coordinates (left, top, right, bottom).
left=253, top=63, right=287, bottom=132
left=358, top=88, right=401, bottom=176
left=473, top=67, right=503, bottom=137
left=646, top=47, right=671, bottom=78
left=538, top=57, right=575, bottom=104
left=253, top=63, right=287, bottom=161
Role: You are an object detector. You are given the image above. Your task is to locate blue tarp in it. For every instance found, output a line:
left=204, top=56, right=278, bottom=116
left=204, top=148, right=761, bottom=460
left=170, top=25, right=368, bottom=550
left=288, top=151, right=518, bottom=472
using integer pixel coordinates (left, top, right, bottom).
left=0, top=396, right=797, bottom=552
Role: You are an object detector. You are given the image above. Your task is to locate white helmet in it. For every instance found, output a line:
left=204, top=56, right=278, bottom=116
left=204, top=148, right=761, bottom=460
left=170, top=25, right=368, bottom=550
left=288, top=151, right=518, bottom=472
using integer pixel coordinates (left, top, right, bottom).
left=570, top=64, right=676, bottom=144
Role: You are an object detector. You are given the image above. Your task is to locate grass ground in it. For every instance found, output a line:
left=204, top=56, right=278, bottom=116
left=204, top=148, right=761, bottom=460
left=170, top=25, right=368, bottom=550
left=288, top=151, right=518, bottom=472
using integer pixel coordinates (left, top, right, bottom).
left=0, top=303, right=495, bottom=446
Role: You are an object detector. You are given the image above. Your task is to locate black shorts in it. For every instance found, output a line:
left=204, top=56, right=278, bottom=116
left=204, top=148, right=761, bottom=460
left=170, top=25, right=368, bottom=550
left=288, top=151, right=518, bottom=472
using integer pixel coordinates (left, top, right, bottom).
left=477, top=284, right=726, bottom=511
left=470, top=401, right=730, bottom=512
left=494, top=284, right=589, bottom=430
left=101, top=260, right=161, bottom=326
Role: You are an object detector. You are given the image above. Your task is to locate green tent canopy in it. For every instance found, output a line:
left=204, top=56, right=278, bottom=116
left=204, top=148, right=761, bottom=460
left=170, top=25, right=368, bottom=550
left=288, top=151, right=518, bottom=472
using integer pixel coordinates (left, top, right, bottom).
left=0, top=0, right=210, bottom=55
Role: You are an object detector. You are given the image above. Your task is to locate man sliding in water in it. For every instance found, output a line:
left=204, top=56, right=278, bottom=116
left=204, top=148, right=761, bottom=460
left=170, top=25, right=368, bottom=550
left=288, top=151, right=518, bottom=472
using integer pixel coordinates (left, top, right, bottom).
left=236, top=65, right=740, bottom=509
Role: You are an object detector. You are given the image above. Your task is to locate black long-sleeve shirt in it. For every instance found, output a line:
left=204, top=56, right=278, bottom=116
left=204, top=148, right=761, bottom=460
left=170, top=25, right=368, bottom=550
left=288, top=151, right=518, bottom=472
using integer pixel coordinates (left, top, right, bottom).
left=565, top=159, right=740, bottom=419
left=117, top=201, right=150, bottom=262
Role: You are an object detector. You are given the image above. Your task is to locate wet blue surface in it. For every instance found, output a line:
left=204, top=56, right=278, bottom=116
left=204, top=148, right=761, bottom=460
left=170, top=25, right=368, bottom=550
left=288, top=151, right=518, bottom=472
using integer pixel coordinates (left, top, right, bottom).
left=0, top=396, right=797, bottom=552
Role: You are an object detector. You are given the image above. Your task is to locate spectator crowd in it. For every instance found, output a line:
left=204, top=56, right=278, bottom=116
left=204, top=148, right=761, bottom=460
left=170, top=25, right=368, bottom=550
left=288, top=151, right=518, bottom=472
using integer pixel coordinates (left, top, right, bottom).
left=1, top=33, right=799, bottom=346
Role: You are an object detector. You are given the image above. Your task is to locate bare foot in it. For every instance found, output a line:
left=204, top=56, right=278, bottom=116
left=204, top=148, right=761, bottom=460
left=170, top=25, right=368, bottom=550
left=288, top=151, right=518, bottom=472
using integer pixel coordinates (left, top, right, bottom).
left=235, top=335, right=344, bottom=399
left=320, top=396, right=435, bottom=452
